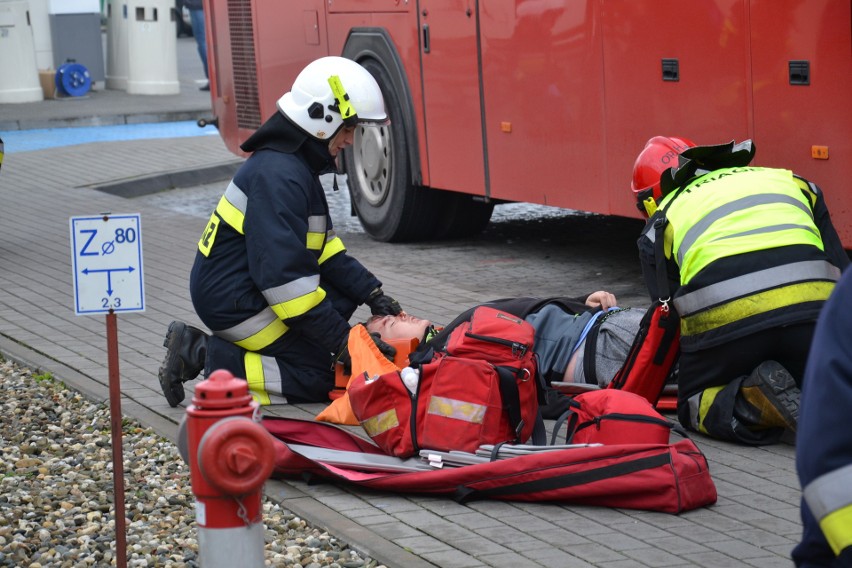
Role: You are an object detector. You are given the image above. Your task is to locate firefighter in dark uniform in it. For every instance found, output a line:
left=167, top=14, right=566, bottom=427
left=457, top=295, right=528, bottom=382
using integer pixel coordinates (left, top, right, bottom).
left=794, top=266, right=852, bottom=567
left=158, top=56, right=401, bottom=407
left=631, top=136, right=849, bottom=444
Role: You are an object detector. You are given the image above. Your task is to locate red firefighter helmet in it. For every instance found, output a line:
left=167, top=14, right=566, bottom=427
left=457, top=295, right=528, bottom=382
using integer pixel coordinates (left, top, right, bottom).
left=631, top=136, right=696, bottom=215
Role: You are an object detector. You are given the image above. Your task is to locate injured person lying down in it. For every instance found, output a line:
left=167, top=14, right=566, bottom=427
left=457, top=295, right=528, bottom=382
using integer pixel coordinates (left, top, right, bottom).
left=362, top=293, right=645, bottom=416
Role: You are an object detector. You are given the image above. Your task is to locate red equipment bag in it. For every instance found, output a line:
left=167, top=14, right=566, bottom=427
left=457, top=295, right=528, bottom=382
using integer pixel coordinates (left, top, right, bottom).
left=551, top=389, right=686, bottom=446
left=606, top=300, right=680, bottom=407
left=348, top=306, right=541, bottom=457
left=262, top=417, right=717, bottom=513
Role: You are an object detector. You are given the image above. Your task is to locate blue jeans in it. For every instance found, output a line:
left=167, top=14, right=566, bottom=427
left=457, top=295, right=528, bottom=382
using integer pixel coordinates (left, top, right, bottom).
left=189, top=8, right=208, bottom=79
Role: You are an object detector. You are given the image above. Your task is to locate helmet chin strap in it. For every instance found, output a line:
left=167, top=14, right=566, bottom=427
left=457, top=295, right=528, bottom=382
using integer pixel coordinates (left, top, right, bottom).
left=641, top=196, right=657, bottom=217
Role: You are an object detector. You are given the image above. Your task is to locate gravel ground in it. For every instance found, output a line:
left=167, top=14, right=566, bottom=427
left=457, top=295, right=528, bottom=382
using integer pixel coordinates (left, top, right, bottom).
left=0, top=358, right=384, bottom=568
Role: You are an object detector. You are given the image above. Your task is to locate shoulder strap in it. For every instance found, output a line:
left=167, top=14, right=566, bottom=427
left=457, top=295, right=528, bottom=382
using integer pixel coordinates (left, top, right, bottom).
left=549, top=403, right=581, bottom=445
left=582, top=308, right=620, bottom=387
left=495, top=365, right=526, bottom=443
left=652, top=215, right=671, bottom=302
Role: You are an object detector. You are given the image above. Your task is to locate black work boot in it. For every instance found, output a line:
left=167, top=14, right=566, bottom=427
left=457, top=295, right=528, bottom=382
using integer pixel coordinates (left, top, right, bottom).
left=158, top=321, right=208, bottom=407
left=739, top=360, right=800, bottom=432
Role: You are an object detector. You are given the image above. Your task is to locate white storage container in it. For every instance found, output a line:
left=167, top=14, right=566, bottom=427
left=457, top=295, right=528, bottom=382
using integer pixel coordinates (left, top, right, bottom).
left=105, top=0, right=129, bottom=89
left=0, top=0, right=44, bottom=103
left=125, top=0, right=178, bottom=95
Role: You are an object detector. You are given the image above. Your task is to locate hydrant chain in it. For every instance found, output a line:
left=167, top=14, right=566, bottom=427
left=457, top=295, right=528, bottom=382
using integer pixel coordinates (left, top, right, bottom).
left=185, top=369, right=275, bottom=567
left=235, top=496, right=261, bottom=527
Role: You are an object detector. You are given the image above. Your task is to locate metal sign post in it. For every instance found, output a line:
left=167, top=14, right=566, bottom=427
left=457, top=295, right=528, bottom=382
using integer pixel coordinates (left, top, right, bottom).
left=70, top=213, right=146, bottom=568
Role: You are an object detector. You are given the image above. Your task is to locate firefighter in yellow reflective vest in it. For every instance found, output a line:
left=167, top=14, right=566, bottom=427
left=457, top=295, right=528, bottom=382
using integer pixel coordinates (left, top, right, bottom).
left=794, top=267, right=852, bottom=567
left=631, top=137, right=849, bottom=444
left=157, top=57, right=402, bottom=407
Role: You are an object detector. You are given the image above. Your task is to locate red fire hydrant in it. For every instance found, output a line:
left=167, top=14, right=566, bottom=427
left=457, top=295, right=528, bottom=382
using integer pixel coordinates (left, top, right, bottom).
left=185, top=369, right=275, bottom=567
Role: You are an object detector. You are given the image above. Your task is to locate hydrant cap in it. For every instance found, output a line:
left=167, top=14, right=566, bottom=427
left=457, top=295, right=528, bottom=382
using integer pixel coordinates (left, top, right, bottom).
left=192, top=369, right=254, bottom=409
left=197, top=416, right=276, bottom=495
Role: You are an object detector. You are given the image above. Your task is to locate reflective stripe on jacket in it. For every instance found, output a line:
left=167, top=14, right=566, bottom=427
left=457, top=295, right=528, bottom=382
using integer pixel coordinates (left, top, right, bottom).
left=189, top=149, right=379, bottom=354
left=802, top=464, right=852, bottom=558
left=656, top=167, right=842, bottom=351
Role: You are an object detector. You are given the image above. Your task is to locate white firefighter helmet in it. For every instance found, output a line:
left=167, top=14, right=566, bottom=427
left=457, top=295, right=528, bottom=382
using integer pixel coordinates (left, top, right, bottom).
left=277, top=56, right=387, bottom=141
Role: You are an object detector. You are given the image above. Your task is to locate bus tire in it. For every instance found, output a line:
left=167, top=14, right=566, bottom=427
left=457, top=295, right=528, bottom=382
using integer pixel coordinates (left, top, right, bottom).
left=344, top=58, right=440, bottom=242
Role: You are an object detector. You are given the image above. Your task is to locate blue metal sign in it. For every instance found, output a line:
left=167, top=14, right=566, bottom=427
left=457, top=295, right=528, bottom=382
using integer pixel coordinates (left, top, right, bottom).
left=70, top=214, right=145, bottom=315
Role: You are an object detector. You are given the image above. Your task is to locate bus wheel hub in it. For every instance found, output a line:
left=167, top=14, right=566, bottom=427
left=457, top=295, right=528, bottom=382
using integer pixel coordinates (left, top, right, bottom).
left=359, top=127, right=384, bottom=180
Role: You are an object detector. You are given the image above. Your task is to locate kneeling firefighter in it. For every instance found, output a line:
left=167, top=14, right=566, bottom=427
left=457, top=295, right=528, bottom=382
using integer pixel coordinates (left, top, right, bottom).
left=631, top=136, right=849, bottom=444
left=158, top=56, right=402, bottom=407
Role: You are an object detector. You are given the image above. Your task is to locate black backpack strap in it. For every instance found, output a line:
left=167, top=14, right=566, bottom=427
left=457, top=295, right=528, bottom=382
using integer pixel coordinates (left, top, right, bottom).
left=549, top=402, right=581, bottom=445
left=531, top=410, right=546, bottom=446
left=653, top=214, right=671, bottom=303
left=489, top=441, right=507, bottom=461
left=495, top=365, right=525, bottom=442
left=582, top=319, right=604, bottom=386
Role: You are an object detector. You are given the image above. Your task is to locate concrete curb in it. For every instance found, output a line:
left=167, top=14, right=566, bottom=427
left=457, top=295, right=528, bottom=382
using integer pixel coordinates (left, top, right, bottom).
left=266, top=485, right=438, bottom=568
left=89, top=161, right=243, bottom=198
left=0, top=111, right=217, bottom=133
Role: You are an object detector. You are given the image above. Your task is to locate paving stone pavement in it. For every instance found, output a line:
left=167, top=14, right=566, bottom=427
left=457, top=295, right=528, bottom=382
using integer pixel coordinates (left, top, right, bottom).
left=0, top=51, right=802, bottom=566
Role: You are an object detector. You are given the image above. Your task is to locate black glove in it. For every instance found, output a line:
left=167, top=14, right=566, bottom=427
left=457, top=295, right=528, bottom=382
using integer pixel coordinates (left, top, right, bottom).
left=539, top=387, right=574, bottom=420
left=369, top=332, right=397, bottom=361
left=333, top=330, right=398, bottom=374
left=366, top=287, right=402, bottom=316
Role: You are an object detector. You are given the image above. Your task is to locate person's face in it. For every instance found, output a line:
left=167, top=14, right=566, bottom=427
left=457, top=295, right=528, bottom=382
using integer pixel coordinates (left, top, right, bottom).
left=328, top=125, right=356, bottom=156
left=365, top=313, right=431, bottom=341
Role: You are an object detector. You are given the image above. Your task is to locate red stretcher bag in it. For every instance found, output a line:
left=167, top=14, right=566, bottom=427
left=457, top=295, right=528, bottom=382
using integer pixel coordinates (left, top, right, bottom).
left=348, top=306, right=541, bottom=457
left=550, top=389, right=685, bottom=446
left=262, top=417, right=717, bottom=513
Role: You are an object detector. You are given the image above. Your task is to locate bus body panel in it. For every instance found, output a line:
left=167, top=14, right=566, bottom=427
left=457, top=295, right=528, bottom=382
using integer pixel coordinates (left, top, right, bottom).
left=749, top=0, right=852, bottom=243
left=205, top=0, right=852, bottom=246
left=482, top=1, right=607, bottom=209
left=419, top=0, right=487, bottom=195
left=601, top=0, right=751, bottom=218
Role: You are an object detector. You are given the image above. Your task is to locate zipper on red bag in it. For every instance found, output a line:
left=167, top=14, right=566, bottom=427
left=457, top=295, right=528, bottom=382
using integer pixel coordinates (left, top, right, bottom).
left=590, top=413, right=673, bottom=430
left=407, top=367, right=421, bottom=452
left=464, top=332, right=529, bottom=358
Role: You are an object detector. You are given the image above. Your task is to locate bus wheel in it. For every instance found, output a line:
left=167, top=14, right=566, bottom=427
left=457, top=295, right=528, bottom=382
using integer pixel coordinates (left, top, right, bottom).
left=345, top=59, right=439, bottom=242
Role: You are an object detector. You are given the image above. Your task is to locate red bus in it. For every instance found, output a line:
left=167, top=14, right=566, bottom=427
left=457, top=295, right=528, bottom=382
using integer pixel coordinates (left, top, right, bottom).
left=203, top=0, right=852, bottom=245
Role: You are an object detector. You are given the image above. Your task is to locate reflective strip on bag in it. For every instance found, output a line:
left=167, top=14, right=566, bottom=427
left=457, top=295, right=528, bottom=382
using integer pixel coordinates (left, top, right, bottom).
left=361, top=409, right=400, bottom=438
left=427, top=396, right=487, bottom=424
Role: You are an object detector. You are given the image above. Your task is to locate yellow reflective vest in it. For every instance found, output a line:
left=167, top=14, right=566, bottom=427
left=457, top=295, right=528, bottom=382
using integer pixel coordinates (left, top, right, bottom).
left=646, top=166, right=846, bottom=352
